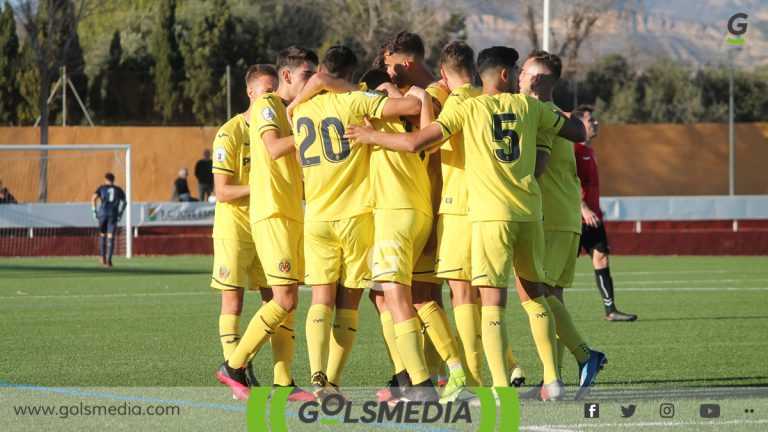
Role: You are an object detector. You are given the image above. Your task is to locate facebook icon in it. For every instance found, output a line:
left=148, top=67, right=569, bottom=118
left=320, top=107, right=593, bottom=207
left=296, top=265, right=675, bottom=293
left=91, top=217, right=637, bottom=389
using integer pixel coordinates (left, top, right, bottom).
left=584, top=403, right=600, bottom=418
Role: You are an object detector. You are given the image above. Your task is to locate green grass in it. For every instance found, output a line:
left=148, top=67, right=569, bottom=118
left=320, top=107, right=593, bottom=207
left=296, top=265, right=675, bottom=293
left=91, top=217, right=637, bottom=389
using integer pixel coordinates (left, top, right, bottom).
left=1, top=255, right=767, bottom=431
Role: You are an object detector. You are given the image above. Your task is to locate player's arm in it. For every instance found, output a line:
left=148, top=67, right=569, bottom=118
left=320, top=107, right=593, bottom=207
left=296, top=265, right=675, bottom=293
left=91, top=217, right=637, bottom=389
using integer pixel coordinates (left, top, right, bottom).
left=534, top=151, right=550, bottom=178
left=214, top=173, right=249, bottom=203
left=91, top=191, right=100, bottom=220
left=262, top=130, right=296, bottom=160
left=406, top=86, right=435, bottom=130
left=380, top=94, right=421, bottom=118
left=345, top=121, right=444, bottom=153
left=286, top=73, right=357, bottom=120
left=554, top=112, right=586, bottom=143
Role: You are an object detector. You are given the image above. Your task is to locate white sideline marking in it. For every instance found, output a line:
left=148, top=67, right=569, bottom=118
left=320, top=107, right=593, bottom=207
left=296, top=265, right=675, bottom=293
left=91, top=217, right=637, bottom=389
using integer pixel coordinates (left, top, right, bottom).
left=524, top=419, right=768, bottom=429
left=2, top=286, right=768, bottom=300
left=575, top=269, right=768, bottom=276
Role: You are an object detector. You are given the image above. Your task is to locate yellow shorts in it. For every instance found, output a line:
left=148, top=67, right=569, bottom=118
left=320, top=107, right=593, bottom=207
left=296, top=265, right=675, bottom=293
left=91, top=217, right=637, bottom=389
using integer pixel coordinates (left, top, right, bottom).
left=251, top=216, right=304, bottom=287
left=371, top=209, right=431, bottom=286
left=211, top=238, right=267, bottom=290
left=412, top=246, right=441, bottom=285
left=435, top=213, right=471, bottom=281
left=304, top=213, right=373, bottom=288
left=543, top=230, right=580, bottom=288
left=471, top=220, right=545, bottom=288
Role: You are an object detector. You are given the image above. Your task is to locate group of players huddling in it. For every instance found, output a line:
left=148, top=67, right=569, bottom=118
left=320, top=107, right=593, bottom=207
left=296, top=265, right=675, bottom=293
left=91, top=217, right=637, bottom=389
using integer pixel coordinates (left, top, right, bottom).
left=211, top=31, right=608, bottom=404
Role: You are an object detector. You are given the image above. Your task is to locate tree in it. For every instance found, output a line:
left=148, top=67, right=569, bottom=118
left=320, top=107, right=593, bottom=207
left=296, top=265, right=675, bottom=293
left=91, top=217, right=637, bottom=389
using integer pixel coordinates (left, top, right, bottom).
left=0, top=1, right=21, bottom=125
left=182, top=0, right=234, bottom=124
left=17, top=0, right=98, bottom=201
left=150, top=0, right=185, bottom=123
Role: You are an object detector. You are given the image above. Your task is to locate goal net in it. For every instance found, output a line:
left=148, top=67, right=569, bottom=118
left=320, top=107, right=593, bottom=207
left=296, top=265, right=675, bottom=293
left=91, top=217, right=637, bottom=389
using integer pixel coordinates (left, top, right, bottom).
left=0, top=145, right=133, bottom=258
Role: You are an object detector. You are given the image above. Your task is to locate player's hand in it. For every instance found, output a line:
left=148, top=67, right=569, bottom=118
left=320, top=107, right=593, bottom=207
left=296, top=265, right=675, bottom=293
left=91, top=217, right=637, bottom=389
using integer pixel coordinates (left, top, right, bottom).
left=581, top=206, right=600, bottom=227
left=117, top=214, right=122, bottom=222
left=92, top=210, right=98, bottom=221
left=286, top=101, right=297, bottom=125
left=405, top=86, right=429, bottom=101
left=344, top=118, right=374, bottom=145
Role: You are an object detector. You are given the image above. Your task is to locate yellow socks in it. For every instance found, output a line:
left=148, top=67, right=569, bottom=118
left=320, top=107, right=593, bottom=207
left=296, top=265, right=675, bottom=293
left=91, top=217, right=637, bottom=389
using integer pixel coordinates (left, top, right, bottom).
left=380, top=311, right=405, bottom=374
left=546, top=295, right=590, bottom=363
left=219, top=314, right=241, bottom=360
left=228, top=301, right=287, bottom=369
left=327, top=308, right=359, bottom=385
left=417, top=301, right=462, bottom=367
left=271, top=310, right=295, bottom=386
left=453, top=303, right=482, bottom=386
left=394, top=317, right=430, bottom=384
left=481, top=306, right=509, bottom=387
left=423, top=334, right=442, bottom=379
left=306, top=304, right=333, bottom=375
left=521, top=297, right=559, bottom=384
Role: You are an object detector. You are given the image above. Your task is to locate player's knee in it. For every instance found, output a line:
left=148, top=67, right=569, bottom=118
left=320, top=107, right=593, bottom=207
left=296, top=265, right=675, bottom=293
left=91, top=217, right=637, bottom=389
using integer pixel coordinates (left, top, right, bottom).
left=273, top=292, right=298, bottom=312
left=593, top=252, right=608, bottom=269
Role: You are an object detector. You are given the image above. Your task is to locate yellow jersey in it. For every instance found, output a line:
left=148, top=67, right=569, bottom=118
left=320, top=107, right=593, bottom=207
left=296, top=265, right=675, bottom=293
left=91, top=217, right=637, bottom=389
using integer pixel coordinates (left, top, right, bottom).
left=249, top=93, right=304, bottom=224
left=438, top=83, right=481, bottom=215
left=539, top=101, right=581, bottom=233
left=292, top=90, right=388, bottom=221
left=435, top=93, right=564, bottom=222
left=369, top=115, right=432, bottom=216
left=212, top=113, right=252, bottom=241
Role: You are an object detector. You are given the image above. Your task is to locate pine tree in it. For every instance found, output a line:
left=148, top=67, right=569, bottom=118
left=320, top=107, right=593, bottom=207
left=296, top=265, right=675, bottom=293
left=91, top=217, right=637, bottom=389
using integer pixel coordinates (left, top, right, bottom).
left=150, top=0, right=185, bottom=123
left=182, top=0, right=233, bottom=124
left=0, top=1, right=21, bottom=124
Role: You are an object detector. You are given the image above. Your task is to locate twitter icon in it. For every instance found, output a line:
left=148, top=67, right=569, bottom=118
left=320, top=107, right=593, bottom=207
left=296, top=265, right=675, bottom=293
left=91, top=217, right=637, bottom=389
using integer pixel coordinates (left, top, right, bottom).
left=621, top=405, right=637, bottom=418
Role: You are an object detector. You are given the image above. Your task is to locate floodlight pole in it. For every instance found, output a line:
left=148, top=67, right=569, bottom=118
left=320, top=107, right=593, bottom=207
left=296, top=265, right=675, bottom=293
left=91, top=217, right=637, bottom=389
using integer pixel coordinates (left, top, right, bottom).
left=728, top=49, right=735, bottom=196
left=226, top=65, right=232, bottom=120
left=543, top=0, right=550, bottom=51
left=62, top=66, right=67, bottom=126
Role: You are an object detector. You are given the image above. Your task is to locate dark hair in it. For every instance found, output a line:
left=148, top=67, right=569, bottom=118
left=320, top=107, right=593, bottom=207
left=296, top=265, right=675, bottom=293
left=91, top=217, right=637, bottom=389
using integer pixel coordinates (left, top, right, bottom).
left=527, top=50, right=562, bottom=81
left=359, top=68, right=392, bottom=91
left=573, top=105, right=594, bottom=119
left=383, top=31, right=425, bottom=59
left=372, top=43, right=387, bottom=68
left=105, top=173, right=115, bottom=182
left=441, top=41, right=475, bottom=75
left=477, top=46, right=519, bottom=76
left=276, top=46, right=319, bottom=72
left=245, top=64, right=277, bottom=85
left=322, top=45, right=358, bottom=78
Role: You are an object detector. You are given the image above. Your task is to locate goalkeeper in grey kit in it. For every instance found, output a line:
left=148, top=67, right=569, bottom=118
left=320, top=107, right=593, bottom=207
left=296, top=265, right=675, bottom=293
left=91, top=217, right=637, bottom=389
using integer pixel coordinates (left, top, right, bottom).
left=91, top=172, right=126, bottom=267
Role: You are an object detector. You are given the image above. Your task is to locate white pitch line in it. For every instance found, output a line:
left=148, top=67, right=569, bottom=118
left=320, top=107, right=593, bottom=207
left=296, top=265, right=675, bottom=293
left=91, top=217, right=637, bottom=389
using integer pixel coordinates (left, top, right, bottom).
left=1, top=291, right=210, bottom=300
left=2, top=286, right=768, bottom=300
left=574, top=269, right=768, bottom=276
left=527, top=419, right=768, bottom=429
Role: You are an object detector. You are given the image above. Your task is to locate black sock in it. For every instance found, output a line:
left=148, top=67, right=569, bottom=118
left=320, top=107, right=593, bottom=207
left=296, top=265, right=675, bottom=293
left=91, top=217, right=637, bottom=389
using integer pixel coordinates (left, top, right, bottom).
left=107, top=238, right=115, bottom=264
left=99, top=236, right=106, bottom=260
left=594, top=268, right=616, bottom=314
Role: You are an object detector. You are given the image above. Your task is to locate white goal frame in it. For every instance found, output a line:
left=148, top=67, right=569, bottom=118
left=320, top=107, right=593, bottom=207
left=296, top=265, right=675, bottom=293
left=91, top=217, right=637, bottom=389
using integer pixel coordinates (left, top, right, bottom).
left=0, top=144, right=133, bottom=258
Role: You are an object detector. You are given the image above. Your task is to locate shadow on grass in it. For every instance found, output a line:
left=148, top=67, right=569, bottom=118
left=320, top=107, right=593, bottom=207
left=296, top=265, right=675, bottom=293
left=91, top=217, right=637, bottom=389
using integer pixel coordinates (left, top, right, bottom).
left=0, top=264, right=209, bottom=276
left=602, top=376, right=768, bottom=387
left=638, top=315, right=768, bottom=322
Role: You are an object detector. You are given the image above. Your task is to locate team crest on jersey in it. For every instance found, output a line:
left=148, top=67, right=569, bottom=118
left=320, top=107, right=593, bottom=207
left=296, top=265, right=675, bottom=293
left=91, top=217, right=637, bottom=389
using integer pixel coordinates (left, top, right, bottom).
left=218, top=265, right=230, bottom=280
left=277, top=259, right=291, bottom=274
left=215, top=147, right=226, bottom=162
left=262, top=107, right=276, bottom=121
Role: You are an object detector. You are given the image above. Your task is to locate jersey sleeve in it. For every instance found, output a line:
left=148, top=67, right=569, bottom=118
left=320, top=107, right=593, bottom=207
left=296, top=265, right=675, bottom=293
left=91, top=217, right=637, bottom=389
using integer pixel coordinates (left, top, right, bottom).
left=251, top=96, right=283, bottom=136
left=350, top=91, right=388, bottom=120
left=212, top=126, right=238, bottom=176
left=534, top=97, right=565, bottom=139
left=537, top=129, right=554, bottom=155
left=433, top=101, right=466, bottom=140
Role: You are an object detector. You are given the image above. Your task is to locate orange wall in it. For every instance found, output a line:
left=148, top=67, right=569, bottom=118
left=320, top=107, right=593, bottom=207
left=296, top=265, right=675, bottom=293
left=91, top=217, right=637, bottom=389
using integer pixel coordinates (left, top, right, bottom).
left=0, top=123, right=766, bottom=202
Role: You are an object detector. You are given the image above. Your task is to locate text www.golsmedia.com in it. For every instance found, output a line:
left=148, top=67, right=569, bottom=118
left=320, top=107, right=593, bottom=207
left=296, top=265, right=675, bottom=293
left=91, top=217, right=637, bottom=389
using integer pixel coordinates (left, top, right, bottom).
left=14, top=402, right=180, bottom=419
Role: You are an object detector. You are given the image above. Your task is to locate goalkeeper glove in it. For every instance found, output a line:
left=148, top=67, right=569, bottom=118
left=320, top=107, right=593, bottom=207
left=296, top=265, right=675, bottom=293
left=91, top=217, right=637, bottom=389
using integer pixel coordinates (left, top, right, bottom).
left=92, top=209, right=98, bottom=221
left=117, top=213, right=123, bottom=222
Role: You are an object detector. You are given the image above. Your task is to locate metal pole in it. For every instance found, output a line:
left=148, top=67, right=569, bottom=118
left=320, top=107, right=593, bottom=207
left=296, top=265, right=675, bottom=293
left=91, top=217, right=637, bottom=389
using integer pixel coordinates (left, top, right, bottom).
left=62, top=66, right=67, bottom=126
left=226, top=65, right=232, bottom=120
left=543, top=0, right=550, bottom=51
left=728, top=49, right=735, bottom=196
left=125, top=145, right=133, bottom=258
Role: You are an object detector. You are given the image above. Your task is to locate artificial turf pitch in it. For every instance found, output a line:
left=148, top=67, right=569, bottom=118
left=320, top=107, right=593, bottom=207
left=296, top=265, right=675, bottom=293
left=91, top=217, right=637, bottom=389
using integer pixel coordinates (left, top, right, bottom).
left=1, top=255, right=767, bottom=431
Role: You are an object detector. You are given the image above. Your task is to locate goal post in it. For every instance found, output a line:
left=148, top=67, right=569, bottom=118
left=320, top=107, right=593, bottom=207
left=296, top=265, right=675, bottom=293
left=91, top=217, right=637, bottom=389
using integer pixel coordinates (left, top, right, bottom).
left=0, top=144, right=133, bottom=258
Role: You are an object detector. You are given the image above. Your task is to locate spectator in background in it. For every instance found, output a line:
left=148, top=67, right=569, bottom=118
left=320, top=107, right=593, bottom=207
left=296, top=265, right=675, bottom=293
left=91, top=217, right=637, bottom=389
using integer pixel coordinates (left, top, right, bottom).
left=574, top=106, right=637, bottom=322
left=172, top=168, right=197, bottom=202
left=195, top=149, right=214, bottom=202
left=0, top=178, right=17, bottom=204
